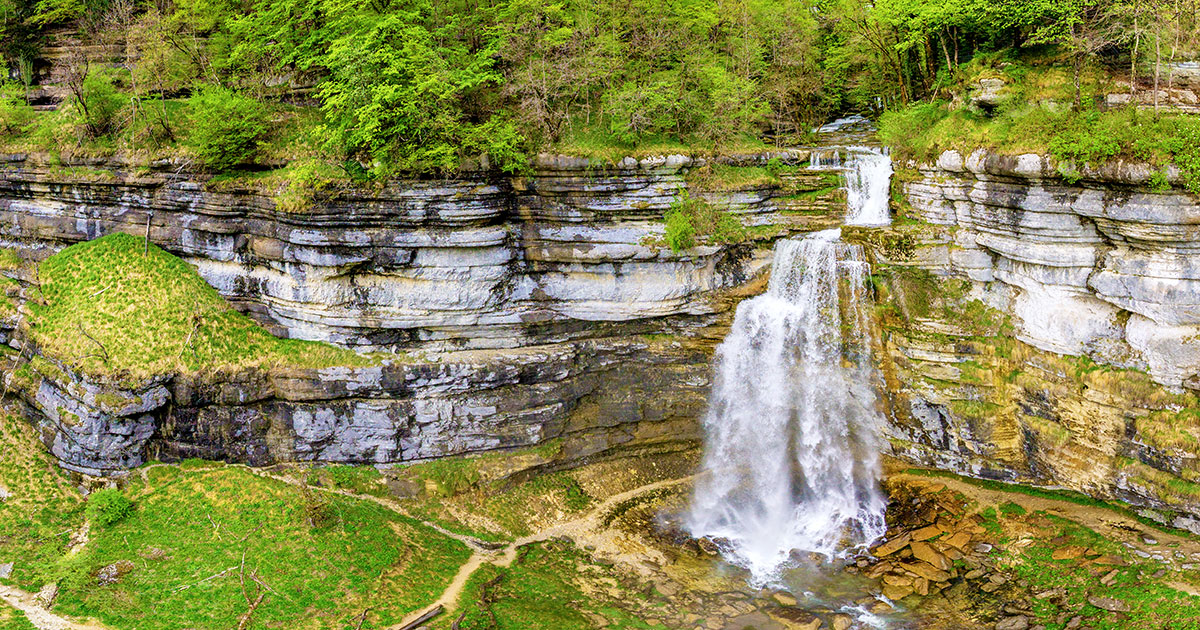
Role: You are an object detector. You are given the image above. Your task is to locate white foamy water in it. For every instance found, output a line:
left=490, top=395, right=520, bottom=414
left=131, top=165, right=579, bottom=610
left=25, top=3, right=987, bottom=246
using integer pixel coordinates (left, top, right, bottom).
left=687, top=230, right=888, bottom=583
left=844, top=146, right=893, bottom=226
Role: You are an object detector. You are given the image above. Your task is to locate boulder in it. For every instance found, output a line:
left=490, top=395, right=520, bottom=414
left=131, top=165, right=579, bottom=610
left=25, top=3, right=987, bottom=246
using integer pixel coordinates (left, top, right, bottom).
left=972, top=78, right=1009, bottom=112
left=995, top=616, right=1029, bottom=630
left=910, top=542, right=953, bottom=571
left=872, top=533, right=912, bottom=557
left=1087, top=596, right=1130, bottom=612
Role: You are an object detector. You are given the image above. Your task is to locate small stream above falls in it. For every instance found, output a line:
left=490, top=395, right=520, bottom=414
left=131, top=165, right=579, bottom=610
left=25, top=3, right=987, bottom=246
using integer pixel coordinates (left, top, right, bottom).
left=688, top=123, right=895, bottom=586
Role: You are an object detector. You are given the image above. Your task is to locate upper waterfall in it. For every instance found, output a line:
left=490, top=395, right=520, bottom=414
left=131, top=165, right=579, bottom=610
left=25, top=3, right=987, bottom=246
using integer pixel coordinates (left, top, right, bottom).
left=844, top=147, right=894, bottom=227
left=686, top=230, right=888, bottom=583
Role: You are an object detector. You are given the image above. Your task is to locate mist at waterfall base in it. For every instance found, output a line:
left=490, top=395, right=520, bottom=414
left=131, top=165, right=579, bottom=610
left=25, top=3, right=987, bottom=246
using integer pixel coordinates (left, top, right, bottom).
left=686, top=145, right=893, bottom=586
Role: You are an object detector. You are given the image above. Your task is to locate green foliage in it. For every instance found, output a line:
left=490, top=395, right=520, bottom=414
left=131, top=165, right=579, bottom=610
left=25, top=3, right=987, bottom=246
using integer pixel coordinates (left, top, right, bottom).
left=416, top=458, right=483, bottom=498
left=0, top=601, right=37, bottom=630
left=273, top=159, right=341, bottom=212
left=881, top=91, right=1200, bottom=194
left=661, top=189, right=745, bottom=253
left=452, top=541, right=657, bottom=630
left=663, top=206, right=697, bottom=253
left=906, top=468, right=1200, bottom=539
left=85, top=489, right=134, bottom=528
left=1048, top=109, right=1121, bottom=171
left=0, top=414, right=84, bottom=591
left=0, top=85, right=34, bottom=135
left=27, top=0, right=106, bottom=26
left=76, top=67, right=125, bottom=139
left=186, top=86, right=269, bottom=171
left=1000, top=513, right=1200, bottom=630
left=998, top=500, right=1027, bottom=517
left=877, top=102, right=951, bottom=158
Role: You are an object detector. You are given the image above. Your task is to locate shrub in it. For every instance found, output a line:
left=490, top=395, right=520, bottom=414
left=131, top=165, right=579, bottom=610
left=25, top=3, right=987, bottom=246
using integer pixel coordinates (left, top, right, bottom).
left=275, top=159, right=340, bottom=212
left=186, top=85, right=269, bottom=171
left=0, top=84, right=35, bottom=135
left=663, top=207, right=696, bottom=253
left=1048, top=109, right=1120, bottom=169
left=75, top=68, right=125, bottom=139
left=877, top=102, right=951, bottom=161
left=85, top=489, right=134, bottom=528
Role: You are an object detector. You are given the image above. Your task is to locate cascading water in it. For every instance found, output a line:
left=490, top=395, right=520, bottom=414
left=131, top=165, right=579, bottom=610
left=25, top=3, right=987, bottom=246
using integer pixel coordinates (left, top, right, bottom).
left=844, top=147, right=893, bottom=227
left=687, top=135, right=894, bottom=585
left=687, top=231, right=888, bottom=583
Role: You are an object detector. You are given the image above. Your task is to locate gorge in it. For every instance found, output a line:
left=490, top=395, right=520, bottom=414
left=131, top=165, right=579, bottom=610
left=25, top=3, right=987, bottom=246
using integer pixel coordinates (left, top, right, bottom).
left=3, top=1, right=1200, bottom=628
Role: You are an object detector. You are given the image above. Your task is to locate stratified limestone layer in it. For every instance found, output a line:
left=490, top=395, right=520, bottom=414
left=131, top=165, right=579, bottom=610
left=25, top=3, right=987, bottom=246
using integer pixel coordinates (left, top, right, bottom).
left=7, top=335, right=718, bottom=476
left=0, top=153, right=828, bottom=475
left=0, top=152, right=840, bottom=351
left=904, top=149, right=1200, bottom=387
left=855, top=153, right=1200, bottom=532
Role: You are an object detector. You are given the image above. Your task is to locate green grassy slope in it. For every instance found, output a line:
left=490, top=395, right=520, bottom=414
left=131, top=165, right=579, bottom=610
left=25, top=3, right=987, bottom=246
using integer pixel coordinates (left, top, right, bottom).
left=28, top=233, right=375, bottom=382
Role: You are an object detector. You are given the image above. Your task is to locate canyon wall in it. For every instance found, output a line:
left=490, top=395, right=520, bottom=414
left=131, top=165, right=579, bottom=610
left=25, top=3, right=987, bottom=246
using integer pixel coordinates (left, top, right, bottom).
left=865, top=150, right=1200, bottom=533
left=0, top=151, right=840, bottom=474
left=8, top=145, right=1200, bottom=536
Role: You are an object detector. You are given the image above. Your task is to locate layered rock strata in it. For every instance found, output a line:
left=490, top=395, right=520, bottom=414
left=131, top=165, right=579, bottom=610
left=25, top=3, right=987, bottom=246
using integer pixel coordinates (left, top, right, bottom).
left=859, top=150, right=1200, bottom=532
left=0, top=152, right=840, bottom=351
left=0, top=152, right=836, bottom=474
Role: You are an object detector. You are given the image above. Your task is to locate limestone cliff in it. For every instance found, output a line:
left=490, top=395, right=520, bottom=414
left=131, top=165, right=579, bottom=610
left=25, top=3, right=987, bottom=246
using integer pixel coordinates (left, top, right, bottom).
left=0, top=151, right=840, bottom=474
left=860, top=150, right=1200, bottom=533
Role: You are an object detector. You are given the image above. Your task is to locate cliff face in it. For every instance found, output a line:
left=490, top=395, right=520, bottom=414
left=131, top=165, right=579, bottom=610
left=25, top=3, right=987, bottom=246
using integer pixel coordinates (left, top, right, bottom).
left=0, top=151, right=839, bottom=474
left=867, top=150, right=1200, bottom=533
left=8, top=146, right=1200, bottom=534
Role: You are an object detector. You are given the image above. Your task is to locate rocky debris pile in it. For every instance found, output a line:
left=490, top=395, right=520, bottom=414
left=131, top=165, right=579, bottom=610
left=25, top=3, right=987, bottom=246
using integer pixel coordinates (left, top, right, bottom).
left=96, top=560, right=135, bottom=586
left=852, top=488, right=1000, bottom=603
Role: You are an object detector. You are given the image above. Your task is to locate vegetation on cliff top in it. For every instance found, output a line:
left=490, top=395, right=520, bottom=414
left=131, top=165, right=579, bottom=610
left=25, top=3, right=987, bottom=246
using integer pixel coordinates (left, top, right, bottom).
left=1, top=0, right=1194, bottom=178
left=878, top=51, right=1200, bottom=191
left=28, top=232, right=375, bottom=381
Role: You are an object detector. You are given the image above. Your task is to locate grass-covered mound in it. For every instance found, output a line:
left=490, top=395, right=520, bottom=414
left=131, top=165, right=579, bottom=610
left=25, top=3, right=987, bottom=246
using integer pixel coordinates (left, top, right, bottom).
left=0, top=413, right=85, bottom=592
left=54, top=464, right=470, bottom=630
left=28, top=233, right=373, bottom=381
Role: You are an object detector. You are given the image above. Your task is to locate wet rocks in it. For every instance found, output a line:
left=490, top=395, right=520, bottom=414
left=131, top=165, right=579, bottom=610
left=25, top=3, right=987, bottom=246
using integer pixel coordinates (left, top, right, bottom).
left=995, top=616, right=1029, bottom=630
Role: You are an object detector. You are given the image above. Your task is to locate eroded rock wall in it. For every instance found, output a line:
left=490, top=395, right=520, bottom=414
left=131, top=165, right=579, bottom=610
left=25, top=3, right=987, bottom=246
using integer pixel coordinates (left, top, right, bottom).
left=0, top=152, right=836, bottom=474
left=866, top=150, right=1200, bottom=532
left=0, top=152, right=839, bottom=351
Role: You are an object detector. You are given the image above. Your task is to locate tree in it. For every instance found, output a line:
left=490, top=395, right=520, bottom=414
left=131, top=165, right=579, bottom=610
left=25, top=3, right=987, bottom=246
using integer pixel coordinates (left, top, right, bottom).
left=990, top=0, right=1126, bottom=109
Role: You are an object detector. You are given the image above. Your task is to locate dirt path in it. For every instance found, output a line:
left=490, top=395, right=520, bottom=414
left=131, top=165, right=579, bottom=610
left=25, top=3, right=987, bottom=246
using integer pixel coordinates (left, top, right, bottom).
left=386, top=474, right=697, bottom=630
left=890, top=472, right=1200, bottom=561
left=0, top=585, right=105, bottom=630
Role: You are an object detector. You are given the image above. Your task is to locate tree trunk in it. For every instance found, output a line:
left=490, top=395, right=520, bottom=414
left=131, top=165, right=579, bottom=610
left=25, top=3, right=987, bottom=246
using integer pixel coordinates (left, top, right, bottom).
left=1074, top=54, right=1084, bottom=110
left=1131, top=8, right=1140, bottom=96
left=1155, top=34, right=1162, bottom=112
left=939, top=31, right=953, bottom=76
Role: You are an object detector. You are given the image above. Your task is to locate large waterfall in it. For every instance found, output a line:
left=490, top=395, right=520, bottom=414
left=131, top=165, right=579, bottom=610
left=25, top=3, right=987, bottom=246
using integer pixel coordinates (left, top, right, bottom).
left=687, top=143, right=893, bottom=584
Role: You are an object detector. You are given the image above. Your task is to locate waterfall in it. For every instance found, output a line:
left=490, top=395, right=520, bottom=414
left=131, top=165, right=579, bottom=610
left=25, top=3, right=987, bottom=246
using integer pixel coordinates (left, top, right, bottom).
left=808, top=149, right=841, bottom=170
left=687, top=230, right=888, bottom=583
left=844, top=147, right=893, bottom=227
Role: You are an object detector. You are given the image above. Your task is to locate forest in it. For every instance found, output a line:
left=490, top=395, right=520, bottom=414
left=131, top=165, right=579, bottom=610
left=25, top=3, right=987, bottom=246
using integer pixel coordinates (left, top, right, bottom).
left=0, top=0, right=1198, bottom=175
